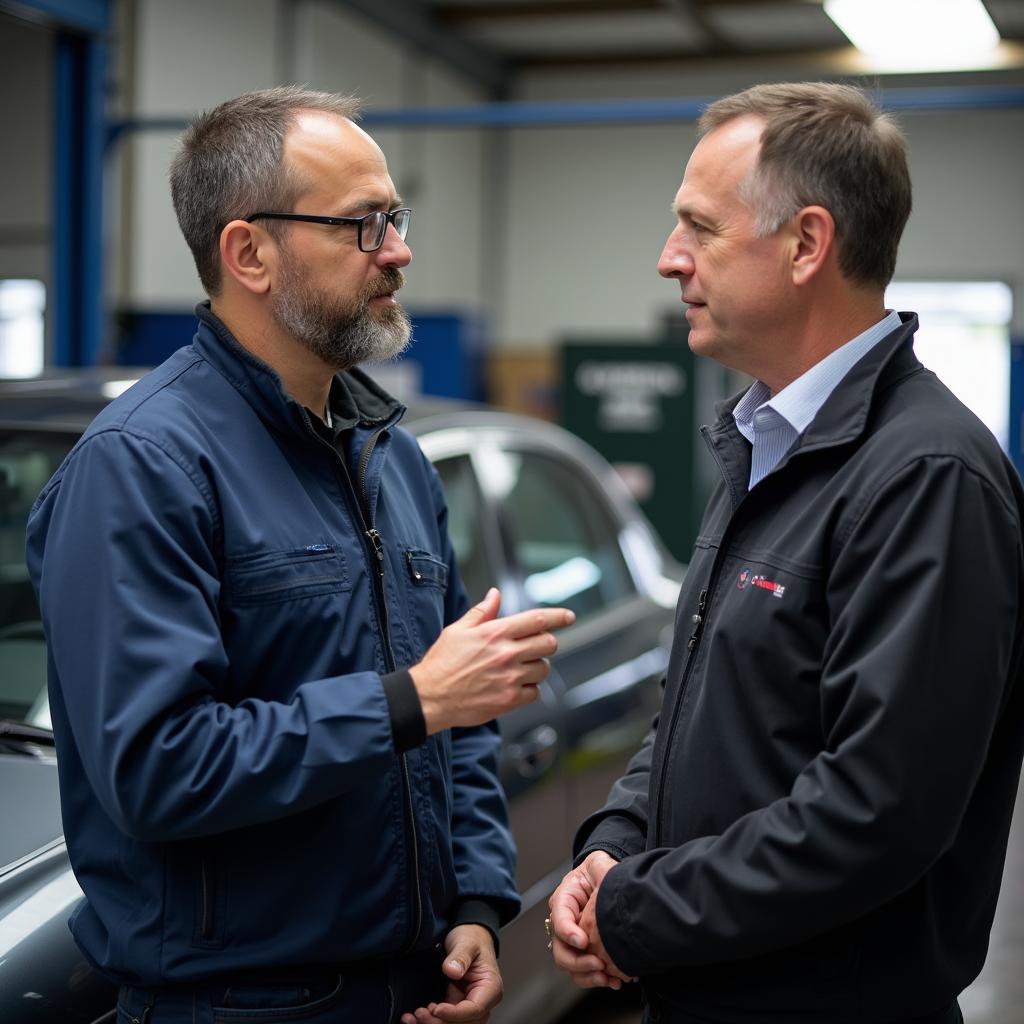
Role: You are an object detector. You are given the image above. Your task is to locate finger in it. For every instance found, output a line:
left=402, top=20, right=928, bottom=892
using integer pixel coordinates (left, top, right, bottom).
left=517, top=660, right=549, bottom=687
left=431, top=998, right=489, bottom=1022
left=501, top=607, right=575, bottom=640
left=459, top=588, right=501, bottom=627
left=551, top=936, right=607, bottom=974
left=604, top=959, right=633, bottom=983
left=442, top=947, right=470, bottom=979
left=511, top=631, right=560, bottom=662
left=549, top=886, right=591, bottom=949
left=571, top=969, right=620, bottom=990
left=412, top=1009, right=443, bottom=1024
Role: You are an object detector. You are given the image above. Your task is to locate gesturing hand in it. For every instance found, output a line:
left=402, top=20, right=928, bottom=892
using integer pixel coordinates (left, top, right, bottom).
left=410, top=588, right=575, bottom=734
left=400, top=924, right=502, bottom=1024
left=547, top=851, right=632, bottom=989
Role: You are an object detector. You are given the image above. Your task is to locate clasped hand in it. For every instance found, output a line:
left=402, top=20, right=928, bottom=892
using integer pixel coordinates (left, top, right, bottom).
left=547, top=851, right=635, bottom=989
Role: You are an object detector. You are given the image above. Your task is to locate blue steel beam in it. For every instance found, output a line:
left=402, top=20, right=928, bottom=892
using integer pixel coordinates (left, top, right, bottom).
left=106, top=83, right=1024, bottom=142
left=53, top=29, right=107, bottom=366
left=0, top=0, right=108, bottom=33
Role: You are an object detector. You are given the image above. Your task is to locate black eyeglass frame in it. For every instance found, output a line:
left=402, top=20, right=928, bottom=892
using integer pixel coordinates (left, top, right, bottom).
left=244, top=208, right=411, bottom=252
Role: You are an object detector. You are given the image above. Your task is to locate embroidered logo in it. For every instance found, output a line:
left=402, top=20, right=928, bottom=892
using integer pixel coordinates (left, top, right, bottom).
left=737, top=567, right=785, bottom=598
left=752, top=575, right=785, bottom=598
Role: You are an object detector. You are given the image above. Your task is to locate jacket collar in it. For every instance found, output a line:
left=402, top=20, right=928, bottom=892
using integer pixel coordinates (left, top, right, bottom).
left=192, top=302, right=404, bottom=436
left=713, top=311, right=922, bottom=453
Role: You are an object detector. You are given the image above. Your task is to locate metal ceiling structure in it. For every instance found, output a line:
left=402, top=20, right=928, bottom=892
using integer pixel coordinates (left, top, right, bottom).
left=334, top=0, right=1024, bottom=97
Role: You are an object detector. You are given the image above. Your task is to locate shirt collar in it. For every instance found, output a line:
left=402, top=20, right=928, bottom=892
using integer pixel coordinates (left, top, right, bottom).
left=734, top=309, right=902, bottom=438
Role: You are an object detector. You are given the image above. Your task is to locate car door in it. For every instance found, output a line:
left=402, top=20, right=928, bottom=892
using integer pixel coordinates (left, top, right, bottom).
left=424, top=430, right=575, bottom=1024
left=437, top=424, right=675, bottom=1024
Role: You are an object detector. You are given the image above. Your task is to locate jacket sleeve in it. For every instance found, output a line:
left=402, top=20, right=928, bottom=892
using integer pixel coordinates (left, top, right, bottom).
left=595, top=454, right=1024, bottom=974
left=422, top=452, right=520, bottom=924
left=573, top=712, right=659, bottom=864
left=27, top=428, right=401, bottom=843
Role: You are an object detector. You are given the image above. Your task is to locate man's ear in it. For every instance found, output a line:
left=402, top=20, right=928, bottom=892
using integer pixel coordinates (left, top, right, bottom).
left=219, top=220, right=274, bottom=295
left=790, top=205, right=835, bottom=287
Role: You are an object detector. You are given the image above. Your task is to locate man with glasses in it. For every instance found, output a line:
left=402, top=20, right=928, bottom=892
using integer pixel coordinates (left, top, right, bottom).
left=27, top=87, right=571, bottom=1024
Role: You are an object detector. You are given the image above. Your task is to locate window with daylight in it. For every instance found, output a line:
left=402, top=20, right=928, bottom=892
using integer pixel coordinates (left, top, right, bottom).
left=885, top=281, right=1013, bottom=451
left=0, top=279, right=45, bottom=378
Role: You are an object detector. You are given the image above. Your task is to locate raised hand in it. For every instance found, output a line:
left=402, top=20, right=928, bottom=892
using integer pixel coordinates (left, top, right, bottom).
left=410, top=588, right=575, bottom=734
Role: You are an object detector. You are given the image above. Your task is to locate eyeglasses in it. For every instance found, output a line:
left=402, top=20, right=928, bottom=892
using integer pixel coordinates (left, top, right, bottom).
left=244, top=208, right=411, bottom=253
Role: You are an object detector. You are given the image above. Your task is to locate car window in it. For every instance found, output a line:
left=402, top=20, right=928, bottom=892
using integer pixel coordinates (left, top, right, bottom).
left=433, top=454, right=496, bottom=605
left=497, top=449, right=635, bottom=621
left=0, top=431, right=72, bottom=724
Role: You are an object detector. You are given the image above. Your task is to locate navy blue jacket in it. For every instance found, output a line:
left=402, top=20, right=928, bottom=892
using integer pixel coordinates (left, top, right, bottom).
left=577, top=315, right=1024, bottom=1022
left=26, top=307, right=519, bottom=987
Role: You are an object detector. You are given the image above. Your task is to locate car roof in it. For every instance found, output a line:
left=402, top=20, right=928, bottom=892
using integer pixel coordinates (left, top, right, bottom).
left=0, top=369, right=534, bottom=437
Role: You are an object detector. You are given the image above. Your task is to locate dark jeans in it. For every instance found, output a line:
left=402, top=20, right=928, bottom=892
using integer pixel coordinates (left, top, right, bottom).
left=116, top=948, right=447, bottom=1024
left=641, top=1000, right=965, bottom=1024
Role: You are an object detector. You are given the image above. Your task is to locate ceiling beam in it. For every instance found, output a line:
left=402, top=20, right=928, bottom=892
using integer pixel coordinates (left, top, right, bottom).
left=659, top=0, right=731, bottom=49
left=514, top=41, right=852, bottom=67
left=328, top=0, right=512, bottom=96
left=434, top=0, right=662, bottom=21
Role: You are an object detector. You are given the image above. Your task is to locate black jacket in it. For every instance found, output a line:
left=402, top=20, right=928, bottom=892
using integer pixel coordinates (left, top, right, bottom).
left=576, top=314, right=1024, bottom=1022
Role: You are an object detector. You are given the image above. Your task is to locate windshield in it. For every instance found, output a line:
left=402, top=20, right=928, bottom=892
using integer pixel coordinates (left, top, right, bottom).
left=0, top=430, right=76, bottom=728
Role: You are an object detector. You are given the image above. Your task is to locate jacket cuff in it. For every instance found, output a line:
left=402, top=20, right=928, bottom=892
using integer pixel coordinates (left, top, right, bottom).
left=573, top=814, right=646, bottom=866
left=381, top=670, right=426, bottom=752
left=450, top=898, right=503, bottom=957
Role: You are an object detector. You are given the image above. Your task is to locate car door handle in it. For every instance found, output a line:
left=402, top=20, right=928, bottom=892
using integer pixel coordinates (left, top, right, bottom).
left=507, top=724, right=559, bottom=779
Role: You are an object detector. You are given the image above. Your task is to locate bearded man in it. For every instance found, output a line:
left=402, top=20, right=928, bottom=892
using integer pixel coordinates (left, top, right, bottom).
left=27, top=87, right=573, bottom=1024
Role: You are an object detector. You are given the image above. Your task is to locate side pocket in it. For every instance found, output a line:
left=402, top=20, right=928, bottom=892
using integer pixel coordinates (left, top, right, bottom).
left=192, top=850, right=227, bottom=948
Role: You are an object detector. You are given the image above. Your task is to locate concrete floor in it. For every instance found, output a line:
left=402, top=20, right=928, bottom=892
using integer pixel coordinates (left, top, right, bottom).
left=959, top=775, right=1024, bottom=1024
left=560, top=778, right=1024, bottom=1024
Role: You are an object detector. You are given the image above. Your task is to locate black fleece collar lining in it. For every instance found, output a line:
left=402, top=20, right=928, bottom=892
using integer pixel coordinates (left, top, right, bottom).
left=194, top=302, right=402, bottom=429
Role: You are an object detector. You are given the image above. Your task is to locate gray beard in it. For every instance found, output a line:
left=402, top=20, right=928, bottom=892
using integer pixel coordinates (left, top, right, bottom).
left=272, top=265, right=411, bottom=371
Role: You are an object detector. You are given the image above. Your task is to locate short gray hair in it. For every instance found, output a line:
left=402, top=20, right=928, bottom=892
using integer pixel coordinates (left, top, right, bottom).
left=169, top=86, right=362, bottom=295
left=699, top=82, right=912, bottom=288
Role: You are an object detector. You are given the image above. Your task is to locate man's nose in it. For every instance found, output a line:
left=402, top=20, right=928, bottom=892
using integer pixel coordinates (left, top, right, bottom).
left=658, top=225, right=694, bottom=279
left=376, top=224, right=412, bottom=268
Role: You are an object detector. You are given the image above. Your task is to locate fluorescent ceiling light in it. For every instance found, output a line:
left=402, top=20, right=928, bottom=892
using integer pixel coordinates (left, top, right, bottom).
left=824, top=0, right=1000, bottom=71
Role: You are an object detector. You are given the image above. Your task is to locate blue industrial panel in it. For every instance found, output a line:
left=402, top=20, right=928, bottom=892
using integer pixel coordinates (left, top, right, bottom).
left=115, top=311, right=198, bottom=367
left=114, top=309, right=486, bottom=403
left=2, top=0, right=109, bottom=32
left=1010, top=340, right=1024, bottom=480
left=403, top=314, right=485, bottom=401
left=52, top=28, right=107, bottom=366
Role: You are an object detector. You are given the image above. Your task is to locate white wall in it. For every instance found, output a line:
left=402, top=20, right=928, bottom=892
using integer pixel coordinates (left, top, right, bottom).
left=497, top=66, right=1024, bottom=342
left=117, top=8, right=1024, bottom=341
left=0, top=18, right=51, bottom=305
left=120, top=0, right=489, bottom=315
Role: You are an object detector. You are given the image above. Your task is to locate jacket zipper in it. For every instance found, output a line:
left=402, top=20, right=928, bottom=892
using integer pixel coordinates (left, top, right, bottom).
left=306, top=415, right=424, bottom=950
left=653, top=585, right=709, bottom=844
left=653, top=427, right=744, bottom=844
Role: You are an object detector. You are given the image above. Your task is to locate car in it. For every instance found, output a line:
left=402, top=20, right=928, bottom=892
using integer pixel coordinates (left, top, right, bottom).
left=0, top=369, right=683, bottom=1024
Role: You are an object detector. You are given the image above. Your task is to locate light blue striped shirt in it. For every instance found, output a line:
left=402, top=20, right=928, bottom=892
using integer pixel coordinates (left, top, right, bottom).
left=733, top=310, right=902, bottom=489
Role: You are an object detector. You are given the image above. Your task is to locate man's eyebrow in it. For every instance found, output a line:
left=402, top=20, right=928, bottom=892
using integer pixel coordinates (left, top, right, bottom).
left=674, top=201, right=713, bottom=225
left=339, top=196, right=404, bottom=217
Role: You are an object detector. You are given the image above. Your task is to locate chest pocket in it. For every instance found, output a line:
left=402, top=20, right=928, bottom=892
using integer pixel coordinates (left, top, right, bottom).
left=403, top=548, right=449, bottom=656
left=225, top=545, right=350, bottom=607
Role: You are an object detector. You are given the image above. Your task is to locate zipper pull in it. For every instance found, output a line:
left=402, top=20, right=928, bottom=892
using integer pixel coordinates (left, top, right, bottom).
left=687, top=588, right=708, bottom=650
left=366, top=528, right=385, bottom=567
